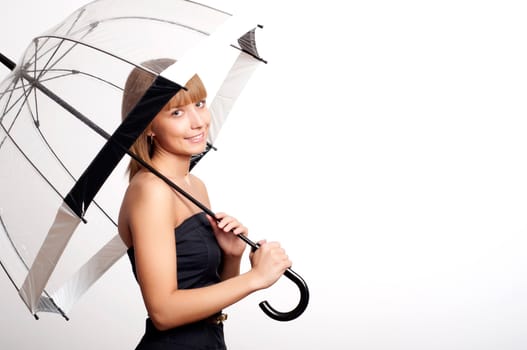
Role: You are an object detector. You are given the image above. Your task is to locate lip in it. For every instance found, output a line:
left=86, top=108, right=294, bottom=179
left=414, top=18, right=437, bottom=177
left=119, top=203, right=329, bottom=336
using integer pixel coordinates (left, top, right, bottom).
left=185, top=132, right=205, bottom=143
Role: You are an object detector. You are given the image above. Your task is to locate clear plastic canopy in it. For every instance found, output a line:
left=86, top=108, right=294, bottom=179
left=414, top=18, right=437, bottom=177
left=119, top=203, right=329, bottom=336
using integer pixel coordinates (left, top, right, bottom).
left=0, top=0, right=263, bottom=319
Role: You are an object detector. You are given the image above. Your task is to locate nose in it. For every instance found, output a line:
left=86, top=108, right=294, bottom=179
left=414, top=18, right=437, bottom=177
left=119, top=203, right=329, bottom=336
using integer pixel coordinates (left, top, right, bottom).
left=188, top=105, right=207, bottom=129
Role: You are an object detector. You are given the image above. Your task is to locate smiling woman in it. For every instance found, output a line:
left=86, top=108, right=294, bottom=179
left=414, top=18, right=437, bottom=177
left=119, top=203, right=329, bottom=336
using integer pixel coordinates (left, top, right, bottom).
left=0, top=0, right=303, bottom=348
left=117, top=58, right=293, bottom=349
left=121, top=58, right=208, bottom=181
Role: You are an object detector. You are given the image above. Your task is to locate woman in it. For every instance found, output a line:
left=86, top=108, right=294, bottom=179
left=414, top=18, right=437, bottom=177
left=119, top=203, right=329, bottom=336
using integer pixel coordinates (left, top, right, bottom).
left=118, top=59, right=292, bottom=349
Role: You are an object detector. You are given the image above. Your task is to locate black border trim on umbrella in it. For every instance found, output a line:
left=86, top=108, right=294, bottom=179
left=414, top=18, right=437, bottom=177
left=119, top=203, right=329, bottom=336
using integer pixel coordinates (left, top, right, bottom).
left=64, top=75, right=182, bottom=219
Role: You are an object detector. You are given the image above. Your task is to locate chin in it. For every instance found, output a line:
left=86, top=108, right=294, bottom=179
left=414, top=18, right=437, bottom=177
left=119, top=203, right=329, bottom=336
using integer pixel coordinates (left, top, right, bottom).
left=189, top=144, right=207, bottom=156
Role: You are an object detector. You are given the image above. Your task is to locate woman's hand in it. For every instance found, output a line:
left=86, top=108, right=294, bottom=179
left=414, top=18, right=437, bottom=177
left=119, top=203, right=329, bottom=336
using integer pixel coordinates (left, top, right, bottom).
left=207, top=212, right=247, bottom=257
left=249, top=240, right=292, bottom=290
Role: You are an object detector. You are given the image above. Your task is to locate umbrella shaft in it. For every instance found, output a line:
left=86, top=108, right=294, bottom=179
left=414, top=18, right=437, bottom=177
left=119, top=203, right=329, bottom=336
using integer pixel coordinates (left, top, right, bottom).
left=20, top=71, right=111, bottom=140
left=15, top=63, right=261, bottom=252
left=0, top=52, right=16, bottom=71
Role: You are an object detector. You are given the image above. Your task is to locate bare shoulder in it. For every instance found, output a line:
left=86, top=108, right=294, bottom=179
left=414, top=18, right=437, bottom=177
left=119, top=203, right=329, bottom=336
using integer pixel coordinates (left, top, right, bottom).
left=121, top=171, right=176, bottom=226
left=128, top=171, right=174, bottom=200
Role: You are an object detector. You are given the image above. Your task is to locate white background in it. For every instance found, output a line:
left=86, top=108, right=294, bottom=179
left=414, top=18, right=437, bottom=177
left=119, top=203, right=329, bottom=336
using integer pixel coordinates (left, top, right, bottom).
left=2, top=1, right=527, bottom=349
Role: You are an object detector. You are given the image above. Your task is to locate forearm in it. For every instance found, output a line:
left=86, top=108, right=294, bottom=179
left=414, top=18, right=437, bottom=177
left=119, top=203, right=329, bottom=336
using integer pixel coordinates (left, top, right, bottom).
left=147, top=270, right=259, bottom=330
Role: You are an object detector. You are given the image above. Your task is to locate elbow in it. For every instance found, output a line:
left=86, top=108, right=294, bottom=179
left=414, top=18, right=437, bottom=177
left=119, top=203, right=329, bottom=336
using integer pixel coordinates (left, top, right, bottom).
left=148, top=305, right=189, bottom=331
left=149, top=310, right=173, bottom=331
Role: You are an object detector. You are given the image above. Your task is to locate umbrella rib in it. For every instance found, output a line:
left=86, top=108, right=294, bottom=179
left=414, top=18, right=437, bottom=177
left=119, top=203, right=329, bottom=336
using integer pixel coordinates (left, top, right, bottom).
left=29, top=6, right=85, bottom=57
left=33, top=69, right=123, bottom=91
left=96, top=16, right=210, bottom=36
left=56, top=15, right=213, bottom=39
left=0, top=258, right=18, bottom=293
left=0, top=77, right=20, bottom=122
left=40, top=32, right=96, bottom=77
left=32, top=35, right=147, bottom=78
left=0, top=214, right=67, bottom=320
left=0, top=124, right=64, bottom=201
left=0, top=79, right=29, bottom=97
left=0, top=83, right=33, bottom=134
left=0, top=214, right=31, bottom=275
left=20, top=15, right=117, bottom=85
left=28, top=13, right=212, bottom=71
left=0, top=77, right=33, bottom=148
left=33, top=124, right=118, bottom=227
left=33, top=82, right=40, bottom=127
left=6, top=70, right=120, bottom=226
left=19, top=72, right=38, bottom=128
left=26, top=24, right=96, bottom=79
left=0, top=79, right=35, bottom=150
left=184, top=0, right=232, bottom=15
left=0, top=124, right=71, bottom=308
left=9, top=66, right=123, bottom=94
left=0, top=125, right=102, bottom=310
left=230, top=44, right=267, bottom=64
left=10, top=71, right=119, bottom=227
left=34, top=39, right=69, bottom=84
left=0, top=79, right=70, bottom=204
left=64, top=7, right=86, bottom=36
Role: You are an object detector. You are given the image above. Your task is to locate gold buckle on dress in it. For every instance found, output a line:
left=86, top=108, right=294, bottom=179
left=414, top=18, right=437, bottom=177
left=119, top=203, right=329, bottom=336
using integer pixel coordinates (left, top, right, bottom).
left=213, top=313, right=228, bottom=324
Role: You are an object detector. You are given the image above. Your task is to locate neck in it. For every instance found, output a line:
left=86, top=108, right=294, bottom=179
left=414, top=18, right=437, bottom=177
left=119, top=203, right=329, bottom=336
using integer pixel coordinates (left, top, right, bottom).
left=150, top=153, right=192, bottom=182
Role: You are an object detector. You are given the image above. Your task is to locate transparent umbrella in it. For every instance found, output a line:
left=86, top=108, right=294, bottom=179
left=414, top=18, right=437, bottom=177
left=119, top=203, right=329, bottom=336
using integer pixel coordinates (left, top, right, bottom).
left=0, top=0, right=308, bottom=322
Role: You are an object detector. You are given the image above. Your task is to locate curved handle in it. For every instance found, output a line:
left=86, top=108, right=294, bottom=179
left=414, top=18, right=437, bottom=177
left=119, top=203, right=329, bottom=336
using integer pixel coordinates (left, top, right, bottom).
left=236, top=234, right=309, bottom=321
left=259, top=267, right=310, bottom=321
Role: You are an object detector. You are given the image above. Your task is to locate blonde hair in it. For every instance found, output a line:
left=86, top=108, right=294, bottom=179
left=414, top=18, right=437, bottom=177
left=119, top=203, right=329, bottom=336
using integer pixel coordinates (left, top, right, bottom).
left=121, top=59, right=207, bottom=181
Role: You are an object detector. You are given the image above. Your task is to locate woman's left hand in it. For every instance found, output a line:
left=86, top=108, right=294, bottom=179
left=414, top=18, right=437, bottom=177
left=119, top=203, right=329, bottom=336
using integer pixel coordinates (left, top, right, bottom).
left=207, top=212, right=248, bottom=257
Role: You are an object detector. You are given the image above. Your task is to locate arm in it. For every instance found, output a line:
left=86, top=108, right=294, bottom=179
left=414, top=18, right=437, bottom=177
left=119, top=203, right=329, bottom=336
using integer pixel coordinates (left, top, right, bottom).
left=127, top=176, right=290, bottom=331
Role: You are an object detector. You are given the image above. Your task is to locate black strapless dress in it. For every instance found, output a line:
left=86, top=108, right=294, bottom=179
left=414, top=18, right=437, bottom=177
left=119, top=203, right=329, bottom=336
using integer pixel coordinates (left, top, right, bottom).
left=127, top=212, right=226, bottom=350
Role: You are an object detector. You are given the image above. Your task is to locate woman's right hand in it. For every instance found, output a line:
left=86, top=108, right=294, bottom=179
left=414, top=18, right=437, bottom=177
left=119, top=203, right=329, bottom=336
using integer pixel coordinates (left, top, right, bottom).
left=249, top=240, right=292, bottom=290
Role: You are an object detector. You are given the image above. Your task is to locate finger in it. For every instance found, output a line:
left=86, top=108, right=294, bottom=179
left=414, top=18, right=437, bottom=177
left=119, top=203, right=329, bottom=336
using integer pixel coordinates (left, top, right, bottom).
left=262, top=241, right=280, bottom=250
left=221, top=220, right=237, bottom=232
left=224, top=220, right=246, bottom=234
left=232, top=226, right=247, bottom=235
left=206, top=214, right=218, bottom=227
left=217, top=216, right=234, bottom=230
left=214, top=212, right=227, bottom=219
left=251, top=239, right=266, bottom=253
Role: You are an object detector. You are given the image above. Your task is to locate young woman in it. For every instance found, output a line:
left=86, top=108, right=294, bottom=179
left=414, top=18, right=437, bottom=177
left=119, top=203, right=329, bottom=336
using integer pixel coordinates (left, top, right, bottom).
left=118, top=59, right=292, bottom=349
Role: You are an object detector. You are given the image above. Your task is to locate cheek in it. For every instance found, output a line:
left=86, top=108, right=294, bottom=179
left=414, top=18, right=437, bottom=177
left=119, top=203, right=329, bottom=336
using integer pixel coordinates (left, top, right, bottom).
left=203, top=111, right=212, bottom=126
left=149, top=113, right=166, bottom=135
left=152, top=122, right=185, bottom=144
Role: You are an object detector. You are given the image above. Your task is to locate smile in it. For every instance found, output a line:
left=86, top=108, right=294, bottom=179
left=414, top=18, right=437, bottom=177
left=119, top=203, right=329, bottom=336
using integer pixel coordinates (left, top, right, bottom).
left=185, top=132, right=205, bottom=143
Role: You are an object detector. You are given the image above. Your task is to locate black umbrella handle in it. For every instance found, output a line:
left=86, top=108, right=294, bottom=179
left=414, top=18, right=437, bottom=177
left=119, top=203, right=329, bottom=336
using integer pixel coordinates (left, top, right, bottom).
left=259, top=268, right=309, bottom=321
left=236, top=234, right=309, bottom=321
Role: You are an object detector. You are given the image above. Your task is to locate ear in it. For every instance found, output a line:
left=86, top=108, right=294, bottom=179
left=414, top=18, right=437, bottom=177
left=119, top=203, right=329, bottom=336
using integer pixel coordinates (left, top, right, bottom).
left=145, top=126, right=155, bottom=137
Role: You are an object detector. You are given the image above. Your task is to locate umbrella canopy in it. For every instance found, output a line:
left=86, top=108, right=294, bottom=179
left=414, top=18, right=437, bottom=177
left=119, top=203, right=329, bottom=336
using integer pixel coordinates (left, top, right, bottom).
left=0, top=0, right=266, bottom=320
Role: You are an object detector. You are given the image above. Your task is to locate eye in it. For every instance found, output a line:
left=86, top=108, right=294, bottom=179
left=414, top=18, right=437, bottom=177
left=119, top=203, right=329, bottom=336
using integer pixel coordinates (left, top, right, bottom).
left=196, top=100, right=206, bottom=108
left=171, top=109, right=183, bottom=117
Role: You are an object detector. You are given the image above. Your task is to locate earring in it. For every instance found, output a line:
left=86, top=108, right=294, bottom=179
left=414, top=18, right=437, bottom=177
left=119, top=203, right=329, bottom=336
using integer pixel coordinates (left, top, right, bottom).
left=147, top=134, right=154, bottom=158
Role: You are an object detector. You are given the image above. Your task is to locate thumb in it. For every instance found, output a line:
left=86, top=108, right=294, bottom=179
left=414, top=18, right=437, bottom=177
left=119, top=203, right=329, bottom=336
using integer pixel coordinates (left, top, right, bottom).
left=206, top=215, right=220, bottom=233
left=206, top=214, right=218, bottom=225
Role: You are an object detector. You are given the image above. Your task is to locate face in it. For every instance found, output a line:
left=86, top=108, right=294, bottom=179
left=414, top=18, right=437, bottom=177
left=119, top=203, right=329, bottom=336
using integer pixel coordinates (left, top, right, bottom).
left=149, top=98, right=210, bottom=158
